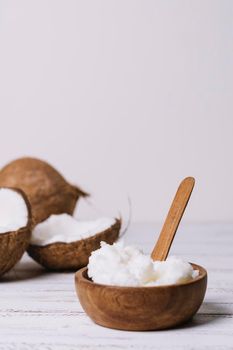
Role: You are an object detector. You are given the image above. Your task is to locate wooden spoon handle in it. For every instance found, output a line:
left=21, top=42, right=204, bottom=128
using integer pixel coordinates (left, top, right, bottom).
left=151, top=177, right=195, bottom=261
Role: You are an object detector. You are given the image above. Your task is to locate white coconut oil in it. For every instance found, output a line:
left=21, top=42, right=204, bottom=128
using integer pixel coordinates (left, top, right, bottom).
left=88, top=241, right=199, bottom=287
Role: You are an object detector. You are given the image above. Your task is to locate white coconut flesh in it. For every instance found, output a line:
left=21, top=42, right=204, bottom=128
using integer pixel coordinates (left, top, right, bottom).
left=0, top=188, right=28, bottom=234
left=30, top=214, right=117, bottom=246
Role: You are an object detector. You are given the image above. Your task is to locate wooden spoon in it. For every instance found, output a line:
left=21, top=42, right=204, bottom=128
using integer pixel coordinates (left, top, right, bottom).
left=151, top=177, right=195, bottom=261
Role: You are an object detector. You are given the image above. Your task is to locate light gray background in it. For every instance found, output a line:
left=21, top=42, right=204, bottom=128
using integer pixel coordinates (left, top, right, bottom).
left=0, top=0, right=232, bottom=223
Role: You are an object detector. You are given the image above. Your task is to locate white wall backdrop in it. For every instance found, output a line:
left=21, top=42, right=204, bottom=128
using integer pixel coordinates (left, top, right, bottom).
left=0, top=0, right=233, bottom=223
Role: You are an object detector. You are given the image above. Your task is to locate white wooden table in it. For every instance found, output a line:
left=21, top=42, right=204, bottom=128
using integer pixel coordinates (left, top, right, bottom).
left=0, top=223, right=232, bottom=349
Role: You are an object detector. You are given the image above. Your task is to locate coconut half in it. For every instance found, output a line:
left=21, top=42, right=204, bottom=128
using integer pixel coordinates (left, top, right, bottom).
left=0, top=187, right=32, bottom=276
left=27, top=214, right=121, bottom=271
left=0, top=157, right=88, bottom=225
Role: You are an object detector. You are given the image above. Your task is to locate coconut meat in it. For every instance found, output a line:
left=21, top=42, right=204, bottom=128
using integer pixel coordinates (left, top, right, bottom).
left=0, top=188, right=28, bottom=234
left=30, top=214, right=116, bottom=246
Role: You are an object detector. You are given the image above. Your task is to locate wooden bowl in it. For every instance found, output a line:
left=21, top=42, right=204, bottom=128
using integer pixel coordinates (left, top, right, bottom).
left=75, top=263, right=207, bottom=331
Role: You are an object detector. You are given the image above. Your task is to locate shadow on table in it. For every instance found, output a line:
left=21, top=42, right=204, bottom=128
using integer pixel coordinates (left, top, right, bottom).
left=0, top=258, right=47, bottom=282
left=0, top=256, right=79, bottom=282
left=174, top=302, right=230, bottom=330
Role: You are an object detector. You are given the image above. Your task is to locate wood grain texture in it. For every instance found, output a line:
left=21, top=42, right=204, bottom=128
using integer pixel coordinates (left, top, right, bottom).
left=75, top=264, right=207, bottom=331
left=151, top=177, right=195, bottom=261
left=0, top=223, right=232, bottom=349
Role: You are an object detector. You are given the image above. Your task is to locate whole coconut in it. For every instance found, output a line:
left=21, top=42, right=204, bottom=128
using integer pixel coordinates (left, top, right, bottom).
left=0, top=157, right=87, bottom=225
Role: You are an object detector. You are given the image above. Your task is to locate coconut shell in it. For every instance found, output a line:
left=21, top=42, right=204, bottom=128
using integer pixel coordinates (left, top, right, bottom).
left=27, top=219, right=121, bottom=271
left=0, top=157, right=88, bottom=225
left=0, top=188, right=32, bottom=276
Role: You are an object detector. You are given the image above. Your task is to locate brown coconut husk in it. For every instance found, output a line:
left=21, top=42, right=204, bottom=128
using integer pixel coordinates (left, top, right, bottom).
left=0, top=188, right=32, bottom=276
left=0, top=157, right=88, bottom=225
left=27, top=218, right=121, bottom=271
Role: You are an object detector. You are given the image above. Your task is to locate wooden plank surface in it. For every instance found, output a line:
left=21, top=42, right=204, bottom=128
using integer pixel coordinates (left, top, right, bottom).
left=0, top=223, right=232, bottom=349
